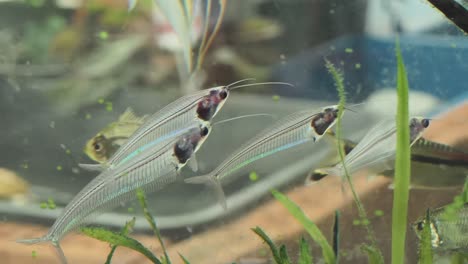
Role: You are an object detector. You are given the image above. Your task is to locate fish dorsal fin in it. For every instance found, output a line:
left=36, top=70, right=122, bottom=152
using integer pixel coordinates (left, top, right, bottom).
left=118, top=108, right=147, bottom=124
left=188, top=154, right=199, bottom=172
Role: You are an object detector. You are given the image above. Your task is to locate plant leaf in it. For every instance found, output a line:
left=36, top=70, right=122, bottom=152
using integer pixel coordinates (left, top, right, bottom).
left=391, top=36, right=411, bottom=264
left=81, top=227, right=162, bottom=264
left=179, top=253, right=191, bottom=264
left=298, top=237, right=313, bottom=264
left=251, top=226, right=282, bottom=264
left=136, top=189, right=171, bottom=264
left=361, top=244, right=384, bottom=264
left=271, top=190, right=335, bottom=264
left=418, top=209, right=433, bottom=264
left=279, top=245, right=292, bottom=264
left=105, top=217, right=136, bottom=264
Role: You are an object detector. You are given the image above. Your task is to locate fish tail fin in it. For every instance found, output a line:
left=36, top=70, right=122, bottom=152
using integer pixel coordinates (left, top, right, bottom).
left=78, top=163, right=106, bottom=172
left=17, top=236, right=68, bottom=264
left=185, top=174, right=227, bottom=210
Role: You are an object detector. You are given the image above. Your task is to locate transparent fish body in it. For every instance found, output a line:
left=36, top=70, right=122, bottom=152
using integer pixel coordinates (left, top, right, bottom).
left=17, top=125, right=211, bottom=263
left=102, top=87, right=226, bottom=168
left=414, top=203, right=468, bottom=252
left=185, top=105, right=340, bottom=209
left=327, top=117, right=429, bottom=178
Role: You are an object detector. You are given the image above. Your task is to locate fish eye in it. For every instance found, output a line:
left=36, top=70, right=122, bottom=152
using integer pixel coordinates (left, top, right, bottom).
left=422, top=119, right=430, bottom=128
left=416, top=222, right=424, bottom=231
left=201, top=126, right=209, bottom=136
left=219, top=90, right=228, bottom=99
left=93, top=142, right=102, bottom=152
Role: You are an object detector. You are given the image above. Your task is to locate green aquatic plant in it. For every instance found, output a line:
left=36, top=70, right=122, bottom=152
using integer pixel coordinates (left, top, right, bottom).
left=105, top=217, right=136, bottom=264
left=81, top=227, right=162, bottom=264
left=252, top=226, right=286, bottom=264
left=391, top=37, right=411, bottom=264
left=271, top=190, right=335, bottom=264
left=418, top=210, right=433, bottom=264
left=299, top=236, right=313, bottom=264
left=442, top=178, right=468, bottom=221
left=325, top=59, right=383, bottom=263
left=136, top=189, right=171, bottom=264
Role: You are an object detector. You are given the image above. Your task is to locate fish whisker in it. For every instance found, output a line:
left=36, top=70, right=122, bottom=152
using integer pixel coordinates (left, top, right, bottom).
left=228, top=81, right=294, bottom=91
left=213, top=113, right=275, bottom=127
left=225, top=78, right=257, bottom=89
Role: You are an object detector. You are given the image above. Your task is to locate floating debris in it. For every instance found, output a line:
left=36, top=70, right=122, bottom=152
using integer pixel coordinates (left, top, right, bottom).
left=345, top=48, right=353, bottom=53
left=249, top=171, right=259, bottom=182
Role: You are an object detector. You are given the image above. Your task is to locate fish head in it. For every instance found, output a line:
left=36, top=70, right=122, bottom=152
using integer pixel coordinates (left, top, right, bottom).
left=310, top=105, right=340, bottom=136
left=84, top=134, right=114, bottom=163
left=196, top=87, right=229, bottom=121
left=173, top=123, right=212, bottom=165
left=410, top=117, right=430, bottom=143
left=412, top=211, right=441, bottom=249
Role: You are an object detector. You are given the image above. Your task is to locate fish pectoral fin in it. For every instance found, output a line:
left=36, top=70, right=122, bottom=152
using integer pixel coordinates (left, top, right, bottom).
left=185, top=175, right=227, bottom=210
left=78, top=163, right=106, bottom=172
left=188, top=155, right=199, bottom=172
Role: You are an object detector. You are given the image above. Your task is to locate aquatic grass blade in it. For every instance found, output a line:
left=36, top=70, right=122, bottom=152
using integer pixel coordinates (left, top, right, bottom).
left=418, top=210, right=433, bottom=264
left=105, top=217, right=136, bottom=264
left=81, top=227, right=162, bottom=264
left=136, top=189, right=171, bottom=264
left=332, top=210, right=340, bottom=263
left=251, top=226, right=283, bottom=264
left=298, top=237, right=313, bottom=264
left=391, top=37, right=411, bottom=264
left=361, top=244, right=384, bottom=264
left=325, top=59, right=383, bottom=263
left=179, top=253, right=191, bottom=264
left=271, top=190, right=336, bottom=264
left=279, top=245, right=292, bottom=264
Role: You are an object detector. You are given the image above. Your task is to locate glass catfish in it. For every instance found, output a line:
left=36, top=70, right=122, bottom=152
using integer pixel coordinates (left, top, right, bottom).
left=17, top=123, right=212, bottom=264
left=79, top=80, right=291, bottom=172
left=185, top=105, right=341, bottom=210
left=323, top=117, right=430, bottom=179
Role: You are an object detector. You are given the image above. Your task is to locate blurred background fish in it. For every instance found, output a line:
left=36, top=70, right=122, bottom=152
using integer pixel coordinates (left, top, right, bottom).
left=84, top=107, right=147, bottom=164
left=413, top=203, right=468, bottom=253
left=308, top=133, right=468, bottom=189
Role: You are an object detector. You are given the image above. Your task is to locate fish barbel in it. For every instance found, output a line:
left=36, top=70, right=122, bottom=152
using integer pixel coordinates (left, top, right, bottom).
left=17, top=123, right=212, bottom=264
left=185, top=105, right=341, bottom=210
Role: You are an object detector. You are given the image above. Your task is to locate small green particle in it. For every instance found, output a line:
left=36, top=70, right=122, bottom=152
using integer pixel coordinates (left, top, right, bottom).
left=65, top=149, right=71, bottom=155
left=56, top=165, right=62, bottom=171
left=85, top=113, right=92, bottom=120
left=98, top=98, right=105, bottom=104
left=451, top=43, right=457, bottom=48
left=105, top=102, right=113, bottom=112
left=40, top=202, right=48, bottom=209
left=127, top=207, right=134, bottom=213
left=340, top=61, right=345, bottom=66
left=361, top=219, right=370, bottom=226
left=355, top=63, right=361, bottom=69
left=345, top=48, right=353, bottom=53
left=352, top=219, right=361, bottom=226
left=272, top=95, right=280, bottom=102
left=22, top=163, right=29, bottom=169
left=258, top=248, right=268, bottom=257
left=31, top=250, right=37, bottom=258
left=374, top=210, right=384, bottom=217
left=99, top=31, right=109, bottom=40
left=48, top=198, right=56, bottom=210
left=330, top=45, right=336, bottom=51
left=249, top=171, right=259, bottom=182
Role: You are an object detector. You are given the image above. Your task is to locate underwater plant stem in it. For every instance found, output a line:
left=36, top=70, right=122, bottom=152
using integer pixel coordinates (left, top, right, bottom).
left=325, top=59, right=383, bottom=262
left=391, top=37, right=411, bottom=264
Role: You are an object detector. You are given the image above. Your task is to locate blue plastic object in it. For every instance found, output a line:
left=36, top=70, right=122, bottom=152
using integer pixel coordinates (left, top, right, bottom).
left=272, top=34, right=468, bottom=103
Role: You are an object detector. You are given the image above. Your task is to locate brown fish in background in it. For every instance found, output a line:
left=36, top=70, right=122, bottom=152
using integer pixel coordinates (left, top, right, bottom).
left=84, top=108, right=147, bottom=163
